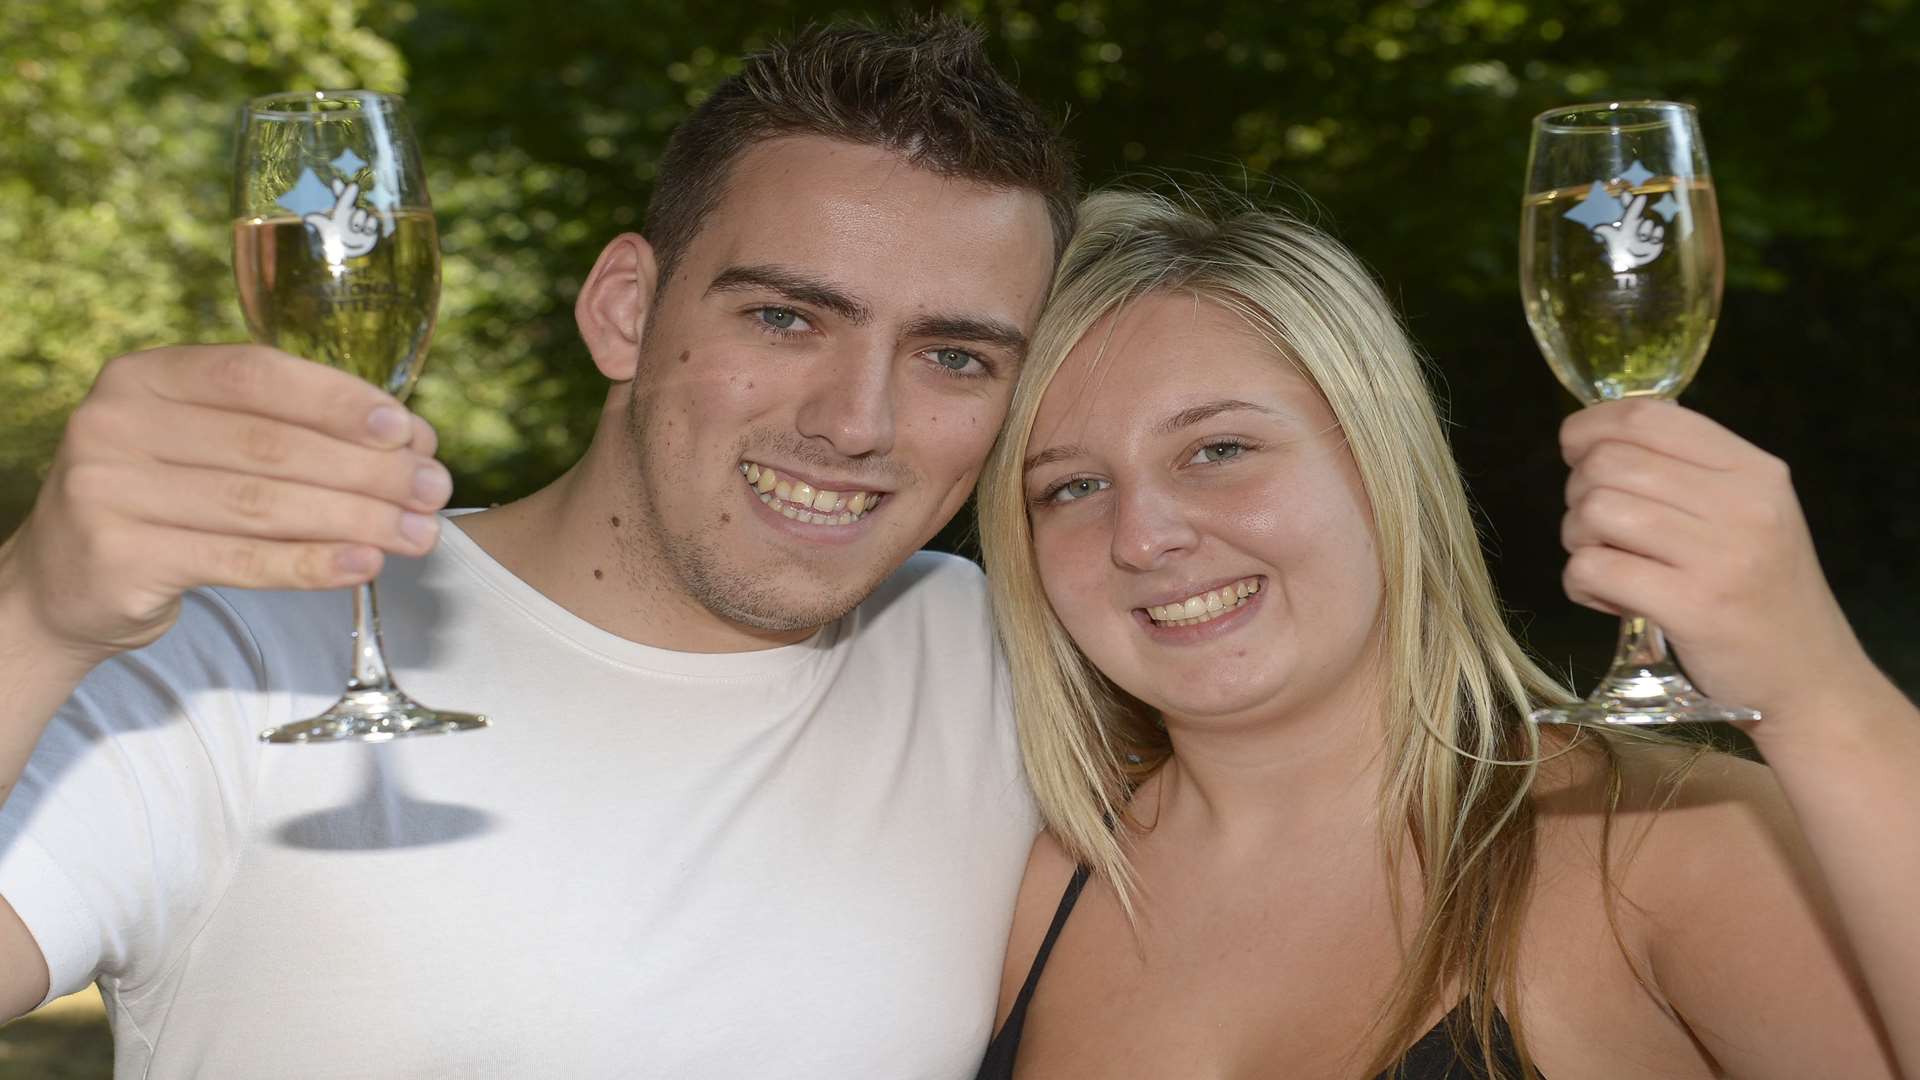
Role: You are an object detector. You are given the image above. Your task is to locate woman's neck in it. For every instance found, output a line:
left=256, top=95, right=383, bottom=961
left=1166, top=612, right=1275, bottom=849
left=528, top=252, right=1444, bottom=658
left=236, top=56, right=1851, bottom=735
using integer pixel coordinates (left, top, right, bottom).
left=1142, top=662, right=1395, bottom=862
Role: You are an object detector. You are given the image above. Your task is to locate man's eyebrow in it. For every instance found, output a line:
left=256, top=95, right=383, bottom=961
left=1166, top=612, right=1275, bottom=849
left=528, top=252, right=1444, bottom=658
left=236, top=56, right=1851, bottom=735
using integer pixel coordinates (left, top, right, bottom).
left=1024, top=400, right=1278, bottom=474
left=705, top=265, right=870, bottom=325
left=903, top=314, right=1030, bottom=360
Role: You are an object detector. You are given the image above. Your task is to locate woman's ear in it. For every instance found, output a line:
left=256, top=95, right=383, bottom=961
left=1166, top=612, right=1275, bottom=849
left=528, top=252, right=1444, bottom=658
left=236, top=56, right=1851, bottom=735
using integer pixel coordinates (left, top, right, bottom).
left=575, top=233, right=660, bottom=382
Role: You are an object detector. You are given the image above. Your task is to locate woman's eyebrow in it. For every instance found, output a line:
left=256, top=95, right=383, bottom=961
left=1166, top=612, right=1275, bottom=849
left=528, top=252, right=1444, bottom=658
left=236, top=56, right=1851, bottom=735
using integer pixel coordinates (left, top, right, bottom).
left=1025, top=400, right=1282, bottom=474
left=1152, top=399, right=1277, bottom=435
left=1023, top=443, right=1085, bottom=473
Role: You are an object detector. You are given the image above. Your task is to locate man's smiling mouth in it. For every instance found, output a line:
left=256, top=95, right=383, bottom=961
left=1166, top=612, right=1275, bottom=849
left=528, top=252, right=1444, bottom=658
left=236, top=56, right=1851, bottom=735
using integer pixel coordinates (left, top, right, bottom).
left=739, top=461, right=887, bottom=526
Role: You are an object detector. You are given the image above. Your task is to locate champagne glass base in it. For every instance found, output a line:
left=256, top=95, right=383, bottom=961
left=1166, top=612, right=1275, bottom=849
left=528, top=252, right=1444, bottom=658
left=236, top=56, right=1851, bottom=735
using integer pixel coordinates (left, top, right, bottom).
left=261, top=689, right=489, bottom=744
left=1530, top=665, right=1760, bottom=726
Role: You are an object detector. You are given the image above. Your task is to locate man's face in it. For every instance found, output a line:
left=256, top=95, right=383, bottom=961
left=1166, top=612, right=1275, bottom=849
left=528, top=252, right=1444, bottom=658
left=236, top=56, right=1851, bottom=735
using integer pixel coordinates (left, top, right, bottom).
left=622, top=136, right=1055, bottom=639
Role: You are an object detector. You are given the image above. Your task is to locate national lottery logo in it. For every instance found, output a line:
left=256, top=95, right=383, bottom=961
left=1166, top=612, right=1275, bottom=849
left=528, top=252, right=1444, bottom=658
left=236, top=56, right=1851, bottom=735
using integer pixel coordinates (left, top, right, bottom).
left=1562, top=158, right=1693, bottom=276
left=273, top=148, right=399, bottom=263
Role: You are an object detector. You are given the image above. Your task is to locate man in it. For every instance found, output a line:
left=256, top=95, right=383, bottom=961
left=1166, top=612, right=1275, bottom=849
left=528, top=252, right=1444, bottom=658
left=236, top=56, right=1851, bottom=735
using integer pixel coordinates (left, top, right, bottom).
left=0, top=18, right=1073, bottom=1077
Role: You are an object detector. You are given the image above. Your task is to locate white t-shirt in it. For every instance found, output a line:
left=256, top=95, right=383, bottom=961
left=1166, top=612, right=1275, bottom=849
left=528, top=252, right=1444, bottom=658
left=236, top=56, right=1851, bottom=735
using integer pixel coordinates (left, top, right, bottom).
left=0, top=521, right=1036, bottom=1079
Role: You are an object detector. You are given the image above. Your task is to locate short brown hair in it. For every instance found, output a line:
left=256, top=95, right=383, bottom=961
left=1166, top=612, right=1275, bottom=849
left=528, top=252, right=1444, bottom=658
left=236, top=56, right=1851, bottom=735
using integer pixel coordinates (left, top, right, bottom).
left=643, top=16, right=1077, bottom=291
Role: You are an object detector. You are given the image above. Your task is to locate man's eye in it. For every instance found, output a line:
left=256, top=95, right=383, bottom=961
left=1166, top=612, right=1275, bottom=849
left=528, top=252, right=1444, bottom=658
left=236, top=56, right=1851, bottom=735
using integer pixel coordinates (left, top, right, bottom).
left=755, top=307, right=810, bottom=333
left=929, top=347, right=986, bottom=375
left=1047, top=477, right=1109, bottom=504
left=1190, top=441, right=1244, bottom=464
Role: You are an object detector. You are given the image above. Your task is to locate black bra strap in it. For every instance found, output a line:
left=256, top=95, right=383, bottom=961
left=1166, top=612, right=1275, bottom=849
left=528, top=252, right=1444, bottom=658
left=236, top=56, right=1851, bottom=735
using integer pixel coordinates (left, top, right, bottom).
left=1003, top=865, right=1091, bottom=1028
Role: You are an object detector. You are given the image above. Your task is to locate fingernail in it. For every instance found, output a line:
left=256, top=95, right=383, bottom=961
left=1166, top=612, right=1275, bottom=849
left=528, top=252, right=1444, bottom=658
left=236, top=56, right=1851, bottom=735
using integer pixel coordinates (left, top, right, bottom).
left=412, top=464, right=452, bottom=505
left=399, top=511, right=439, bottom=547
left=367, top=405, right=410, bottom=444
left=337, top=547, right=380, bottom=575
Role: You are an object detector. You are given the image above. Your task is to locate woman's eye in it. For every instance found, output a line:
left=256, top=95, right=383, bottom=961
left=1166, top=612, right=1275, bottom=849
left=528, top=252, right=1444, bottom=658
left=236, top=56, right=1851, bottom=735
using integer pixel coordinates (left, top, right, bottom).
left=1190, top=441, right=1244, bottom=465
left=928, top=347, right=986, bottom=375
left=1047, top=477, right=1109, bottom=504
left=755, top=307, right=811, bottom=333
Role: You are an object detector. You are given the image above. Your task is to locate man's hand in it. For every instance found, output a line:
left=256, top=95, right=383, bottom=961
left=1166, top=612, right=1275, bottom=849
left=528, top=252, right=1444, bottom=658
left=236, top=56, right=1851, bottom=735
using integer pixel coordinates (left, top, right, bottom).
left=0, top=344, right=451, bottom=666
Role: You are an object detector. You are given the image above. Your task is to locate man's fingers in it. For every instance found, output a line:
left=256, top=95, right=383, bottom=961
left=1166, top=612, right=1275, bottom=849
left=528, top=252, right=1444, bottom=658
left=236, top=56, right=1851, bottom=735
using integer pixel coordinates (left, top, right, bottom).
left=100, top=345, right=415, bottom=450
left=408, top=413, right=438, bottom=457
left=90, top=462, right=440, bottom=557
left=146, top=524, right=387, bottom=594
left=76, top=396, right=450, bottom=512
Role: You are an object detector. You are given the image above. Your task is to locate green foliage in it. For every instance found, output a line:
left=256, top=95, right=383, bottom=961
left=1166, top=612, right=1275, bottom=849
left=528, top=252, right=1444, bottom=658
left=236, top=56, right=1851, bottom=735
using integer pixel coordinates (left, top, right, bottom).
left=0, top=0, right=409, bottom=522
left=1, top=0, right=1915, bottom=690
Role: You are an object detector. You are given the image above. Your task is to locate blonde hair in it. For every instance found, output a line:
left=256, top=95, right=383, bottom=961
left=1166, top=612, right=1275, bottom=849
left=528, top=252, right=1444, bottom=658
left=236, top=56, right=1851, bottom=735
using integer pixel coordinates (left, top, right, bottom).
left=978, top=190, right=1582, bottom=1078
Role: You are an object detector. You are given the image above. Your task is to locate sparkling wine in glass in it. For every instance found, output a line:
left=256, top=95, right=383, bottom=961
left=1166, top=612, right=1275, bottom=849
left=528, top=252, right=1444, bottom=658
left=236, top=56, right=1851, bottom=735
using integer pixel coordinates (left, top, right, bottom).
left=233, top=89, right=487, bottom=743
left=1519, top=100, right=1758, bottom=725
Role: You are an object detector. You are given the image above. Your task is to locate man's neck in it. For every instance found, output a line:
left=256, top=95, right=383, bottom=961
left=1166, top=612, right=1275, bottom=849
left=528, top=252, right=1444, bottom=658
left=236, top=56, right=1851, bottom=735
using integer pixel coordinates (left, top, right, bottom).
left=451, top=433, right=820, bottom=655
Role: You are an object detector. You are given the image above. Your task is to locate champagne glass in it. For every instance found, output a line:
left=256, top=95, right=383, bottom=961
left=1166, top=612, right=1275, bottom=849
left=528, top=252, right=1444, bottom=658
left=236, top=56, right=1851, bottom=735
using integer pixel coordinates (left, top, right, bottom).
left=1520, top=100, right=1758, bottom=725
left=232, top=90, right=488, bottom=743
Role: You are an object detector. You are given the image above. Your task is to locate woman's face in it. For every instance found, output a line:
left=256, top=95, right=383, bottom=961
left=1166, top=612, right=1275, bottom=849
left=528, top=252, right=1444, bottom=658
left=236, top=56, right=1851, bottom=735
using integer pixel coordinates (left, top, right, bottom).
left=1024, top=292, right=1385, bottom=730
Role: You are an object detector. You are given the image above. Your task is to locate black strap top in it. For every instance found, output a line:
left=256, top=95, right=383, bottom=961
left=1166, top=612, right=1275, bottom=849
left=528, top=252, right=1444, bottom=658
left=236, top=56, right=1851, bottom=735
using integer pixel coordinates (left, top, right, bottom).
left=975, top=866, right=1532, bottom=1080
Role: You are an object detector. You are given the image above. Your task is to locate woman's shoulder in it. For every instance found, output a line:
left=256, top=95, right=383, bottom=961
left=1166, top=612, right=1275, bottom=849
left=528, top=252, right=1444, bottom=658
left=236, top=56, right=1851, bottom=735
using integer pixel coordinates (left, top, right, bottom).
left=1526, top=731, right=1893, bottom=1066
left=1530, top=731, right=1785, bottom=850
left=994, top=831, right=1082, bottom=1028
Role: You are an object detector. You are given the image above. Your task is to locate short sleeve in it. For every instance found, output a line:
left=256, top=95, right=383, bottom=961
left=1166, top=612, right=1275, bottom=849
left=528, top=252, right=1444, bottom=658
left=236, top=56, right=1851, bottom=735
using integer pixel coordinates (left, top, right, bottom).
left=0, top=590, right=264, bottom=1006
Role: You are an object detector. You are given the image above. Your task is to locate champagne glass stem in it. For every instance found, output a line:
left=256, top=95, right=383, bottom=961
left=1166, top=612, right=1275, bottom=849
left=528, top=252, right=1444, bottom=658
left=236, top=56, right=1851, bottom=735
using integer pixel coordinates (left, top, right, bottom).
left=346, top=582, right=398, bottom=694
left=1528, top=611, right=1761, bottom=725
left=1615, top=613, right=1664, bottom=668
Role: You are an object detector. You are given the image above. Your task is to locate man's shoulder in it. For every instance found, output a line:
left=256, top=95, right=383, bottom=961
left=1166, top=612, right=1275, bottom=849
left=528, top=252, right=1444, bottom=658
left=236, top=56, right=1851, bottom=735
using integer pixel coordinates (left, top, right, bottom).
left=859, top=550, right=989, bottom=613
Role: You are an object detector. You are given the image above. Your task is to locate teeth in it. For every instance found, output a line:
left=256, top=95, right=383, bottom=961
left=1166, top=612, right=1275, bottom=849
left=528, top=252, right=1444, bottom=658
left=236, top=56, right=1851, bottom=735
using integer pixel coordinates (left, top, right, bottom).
left=740, top=461, right=880, bottom=527
left=1145, top=578, right=1262, bottom=626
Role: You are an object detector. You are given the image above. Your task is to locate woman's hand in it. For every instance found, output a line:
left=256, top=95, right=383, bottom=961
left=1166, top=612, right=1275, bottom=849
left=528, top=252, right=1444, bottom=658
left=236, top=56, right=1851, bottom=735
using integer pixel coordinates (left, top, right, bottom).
left=1556, top=398, right=1868, bottom=730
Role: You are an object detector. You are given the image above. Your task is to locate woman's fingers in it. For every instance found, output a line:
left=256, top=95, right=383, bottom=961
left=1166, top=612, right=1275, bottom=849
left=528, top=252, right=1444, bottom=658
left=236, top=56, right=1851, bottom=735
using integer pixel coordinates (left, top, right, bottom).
left=1561, top=485, right=1716, bottom=569
left=1563, top=437, right=1721, bottom=525
left=1561, top=397, right=1763, bottom=474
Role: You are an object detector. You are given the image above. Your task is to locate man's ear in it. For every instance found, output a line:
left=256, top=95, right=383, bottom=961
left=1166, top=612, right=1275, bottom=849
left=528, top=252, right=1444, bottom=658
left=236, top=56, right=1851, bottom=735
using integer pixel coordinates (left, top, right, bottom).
left=576, top=233, right=661, bottom=382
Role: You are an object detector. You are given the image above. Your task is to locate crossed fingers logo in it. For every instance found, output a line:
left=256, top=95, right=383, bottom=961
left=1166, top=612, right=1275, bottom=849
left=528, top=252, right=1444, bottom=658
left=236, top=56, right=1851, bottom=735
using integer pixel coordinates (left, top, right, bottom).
left=1562, top=159, right=1692, bottom=275
left=273, top=149, right=397, bottom=264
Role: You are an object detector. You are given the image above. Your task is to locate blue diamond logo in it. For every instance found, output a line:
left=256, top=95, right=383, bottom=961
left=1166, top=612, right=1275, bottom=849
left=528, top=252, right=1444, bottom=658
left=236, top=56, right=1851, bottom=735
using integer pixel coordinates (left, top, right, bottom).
left=330, top=148, right=368, bottom=175
left=1619, top=159, right=1654, bottom=188
left=1563, top=181, right=1624, bottom=229
left=1650, top=193, right=1681, bottom=222
left=274, top=167, right=336, bottom=217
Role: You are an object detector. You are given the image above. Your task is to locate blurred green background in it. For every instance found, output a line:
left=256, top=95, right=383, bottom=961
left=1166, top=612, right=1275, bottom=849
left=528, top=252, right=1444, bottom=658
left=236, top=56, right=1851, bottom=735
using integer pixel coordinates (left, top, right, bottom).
left=1, top=0, right=1915, bottom=1072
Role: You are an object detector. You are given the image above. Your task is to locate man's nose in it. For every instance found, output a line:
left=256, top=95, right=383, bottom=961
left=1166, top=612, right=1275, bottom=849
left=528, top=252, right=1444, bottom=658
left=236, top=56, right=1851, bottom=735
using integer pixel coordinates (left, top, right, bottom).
left=794, top=345, right=897, bottom=459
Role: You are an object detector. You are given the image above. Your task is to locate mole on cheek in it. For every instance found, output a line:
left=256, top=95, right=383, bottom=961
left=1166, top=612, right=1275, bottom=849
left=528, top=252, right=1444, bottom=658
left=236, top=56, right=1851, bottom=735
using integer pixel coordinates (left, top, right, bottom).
left=593, top=568, right=604, bottom=580
left=679, top=349, right=690, bottom=364
left=719, top=512, right=731, bottom=524
left=610, top=515, right=621, bottom=528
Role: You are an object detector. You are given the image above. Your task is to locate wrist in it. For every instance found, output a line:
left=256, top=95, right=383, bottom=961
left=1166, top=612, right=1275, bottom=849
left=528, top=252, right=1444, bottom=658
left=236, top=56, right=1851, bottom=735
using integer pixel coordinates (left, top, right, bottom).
left=0, top=528, right=114, bottom=681
left=1744, top=656, right=1920, bottom=763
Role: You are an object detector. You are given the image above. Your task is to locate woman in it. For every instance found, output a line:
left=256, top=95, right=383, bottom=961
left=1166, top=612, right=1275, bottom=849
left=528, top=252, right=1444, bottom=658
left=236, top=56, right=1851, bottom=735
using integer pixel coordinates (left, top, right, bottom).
left=973, top=191, right=1919, bottom=1078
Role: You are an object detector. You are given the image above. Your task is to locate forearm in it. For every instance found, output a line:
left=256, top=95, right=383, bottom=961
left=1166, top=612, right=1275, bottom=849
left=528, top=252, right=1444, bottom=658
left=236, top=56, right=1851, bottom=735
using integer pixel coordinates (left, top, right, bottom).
left=0, top=537, right=103, bottom=808
left=1755, top=663, right=1920, bottom=1075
